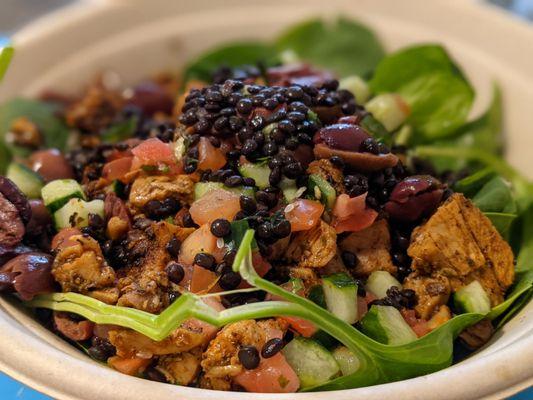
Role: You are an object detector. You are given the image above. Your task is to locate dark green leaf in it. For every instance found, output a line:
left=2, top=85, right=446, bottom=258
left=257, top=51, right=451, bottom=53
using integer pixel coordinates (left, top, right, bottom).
left=275, top=17, right=385, bottom=78
left=0, top=45, right=14, bottom=82
left=370, top=45, right=474, bottom=139
left=472, top=177, right=517, bottom=214
left=183, top=42, right=279, bottom=83
left=420, top=86, right=502, bottom=171
left=453, top=168, right=496, bottom=197
left=0, top=98, right=69, bottom=161
left=101, top=116, right=138, bottom=143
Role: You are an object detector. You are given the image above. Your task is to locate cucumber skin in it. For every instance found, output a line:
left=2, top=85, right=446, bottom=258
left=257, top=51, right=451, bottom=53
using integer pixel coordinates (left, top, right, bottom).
left=454, top=280, right=491, bottom=314
left=41, top=179, right=86, bottom=212
left=6, top=162, right=43, bottom=198
left=308, top=174, right=336, bottom=209
left=360, top=305, right=417, bottom=345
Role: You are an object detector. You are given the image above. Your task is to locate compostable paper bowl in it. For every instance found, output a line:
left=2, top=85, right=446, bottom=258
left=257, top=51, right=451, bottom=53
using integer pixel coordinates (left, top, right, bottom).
left=0, top=1, right=532, bottom=399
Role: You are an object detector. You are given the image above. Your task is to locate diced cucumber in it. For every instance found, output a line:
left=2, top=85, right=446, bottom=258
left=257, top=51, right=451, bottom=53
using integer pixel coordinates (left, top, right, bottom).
left=238, top=163, right=270, bottom=189
left=194, top=181, right=255, bottom=201
left=360, top=305, right=417, bottom=345
left=339, top=75, right=370, bottom=104
left=53, top=198, right=104, bottom=229
left=365, top=93, right=409, bottom=132
left=454, top=280, right=491, bottom=314
left=282, top=337, right=340, bottom=388
left=6, top=162, right=43, bottom=198
left=365, top=271, right=401, bottom=298
left=332, top=346, right=360, bottom=376
left=280, top=178, right=299, bottom=202
left=308, top=284, right=327, bottom=309
left=41, top=179, right=86, bottom=212
left=308, top=174, right=336, bottom=209
left=322, top=273, right=358, bottom=324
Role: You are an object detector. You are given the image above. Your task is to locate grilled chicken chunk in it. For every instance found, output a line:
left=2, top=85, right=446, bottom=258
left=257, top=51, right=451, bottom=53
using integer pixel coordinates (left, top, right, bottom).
left=116, top=221, right=194, bottom=313
left=406, top=193, right=514, bottom=318
left=52, top=235, right=116, bottom=293
left=129, top=175, right=195, bottom=210
left=157, top=348, right=202, bottom=385
left=200, top=319, right=288, bottom=391
left=285, top=220, right=337, bottom=268
left=339, top=219, right=397, bottom=278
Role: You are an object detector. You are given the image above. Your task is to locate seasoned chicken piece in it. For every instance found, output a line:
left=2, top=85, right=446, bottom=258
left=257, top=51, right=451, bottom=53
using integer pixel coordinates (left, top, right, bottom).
left=319, top=251, right=350, bottom=276
left=157, top=348, right=202, bottom=386
left=285, top=220, right=337, bottom=268
left=65, top=85, right=123, bottom=133
left=459, top=319, right=494, bottom=350
left=407, top=193, right=514, bottom=310
left=306, top=159, right=345, bottom=194
left=109, top=327, right=204, bottom=358
left=403, top=273, right=451, bottom=319
left=339, top=219, right=397, bottom=278
left=88, top=287, right=120, bottom=304
left=117, top=221, right=194, bottom=313
left=129, top=175, right=195, bottom=210
left=200, top=319, right=288, bottom=391
left=52, top=235, right=115, bottom=293
left=288, top=266, right=321, bottom=290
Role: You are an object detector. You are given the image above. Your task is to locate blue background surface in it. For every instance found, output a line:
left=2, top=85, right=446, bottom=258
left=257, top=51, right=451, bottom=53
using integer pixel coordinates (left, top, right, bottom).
left=0, top=0, right=532, bottom=398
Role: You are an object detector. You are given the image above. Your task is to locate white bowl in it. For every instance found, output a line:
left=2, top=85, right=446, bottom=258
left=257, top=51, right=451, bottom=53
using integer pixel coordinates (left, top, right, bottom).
left=0, top=1, right=532, bottom=399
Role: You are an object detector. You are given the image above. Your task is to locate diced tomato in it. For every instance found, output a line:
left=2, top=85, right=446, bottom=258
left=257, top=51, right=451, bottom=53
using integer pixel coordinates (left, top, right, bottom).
left=331, top=193, right=378, bottom=233
left=93, top=324, right=119, bottom=340
left=234, top=353, right=300, bottom=393
left=181, top=297, right=224, bottom=341
left=197, top=137, right=226, bottom=171
left=190, top=265, right=221, bottom=294
left=189, top=188, right=241, bottom=225
left=401, top=309, right=431, bottom=337
left=281, top=316, right=317, bottom=337
left=179, top=223, right=226, bottom=265
left=252, top=252, right=271, bottom=277
left=53, top=313, right=94, bottom=341
left=130, top=138, right=176, bottom=171
left=51, top=228, right=81, bottom=250
left=284, top=199, right=324, bottom=232
left=108, top=356, right=151, bottom=376
left=102, top=157, right=133, bottom=183
left=364, top=292, right=377, bottom=305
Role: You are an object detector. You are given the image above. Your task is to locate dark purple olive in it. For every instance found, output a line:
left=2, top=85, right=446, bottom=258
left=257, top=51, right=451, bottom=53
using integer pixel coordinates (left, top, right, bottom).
left=0, top=244, right=34, bottom=266
left=384, top=175, right=444, bottom=222
left=127, top=82, right=174, bottom=116
left=0, top=252, right=55, bottom=300
left=0, top=192, right=25, bottom=248
left=314, top=123, right=371, bottom=152
left=0, top=176, right=31, bottom=224
left=29, top=149, right=74, bottom=182
left=26, top=199, right=52, bottom=235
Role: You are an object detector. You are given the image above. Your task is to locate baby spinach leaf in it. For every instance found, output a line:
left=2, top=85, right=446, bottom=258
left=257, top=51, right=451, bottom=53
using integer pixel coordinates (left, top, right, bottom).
left=0, top=45, right=14, bottom=83
left=454, top=168, right=496, bottom=197
left=183, top=42, right=279, bottom=83
left=370, top=45, right=474, bottom=140
left=275, top=17, right=385, bottom=78
left=418, top=86, right=502, bottom=171
left=472, top=177, right=517, bottom=214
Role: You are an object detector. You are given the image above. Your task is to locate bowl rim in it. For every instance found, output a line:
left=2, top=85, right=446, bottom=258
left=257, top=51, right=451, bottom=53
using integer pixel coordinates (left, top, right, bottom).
left=1, top=1, right=533, bottom=399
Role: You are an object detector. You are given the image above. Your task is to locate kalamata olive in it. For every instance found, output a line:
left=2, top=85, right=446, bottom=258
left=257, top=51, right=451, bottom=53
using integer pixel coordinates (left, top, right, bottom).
left=0, top=192, right=25, bottom=247
left=0, top=252, right=54, bottom=300
left=384, top=175, right=444, bottom=222
left=0, top=243, right=34, bottom=266
left=0, top=176, right=31, bottom=224
left=266, top=64, right=334, bottom=87
left=104, top=192, right=131, bottom=225
left=127, top=82, right=174, bottom=116
left=313, top=143, right=398, bottom=172
left=314, top=123, right=371, bottom=152
left=29, top=149, right=74, bottom=182
left=26, top=199, right=52, bottom=236
left=284, top=144, right=315, bottom=169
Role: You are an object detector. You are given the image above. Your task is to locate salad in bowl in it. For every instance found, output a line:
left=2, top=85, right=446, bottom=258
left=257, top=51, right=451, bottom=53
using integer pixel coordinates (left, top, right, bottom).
left=0, top=16, right=531, bottom=394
